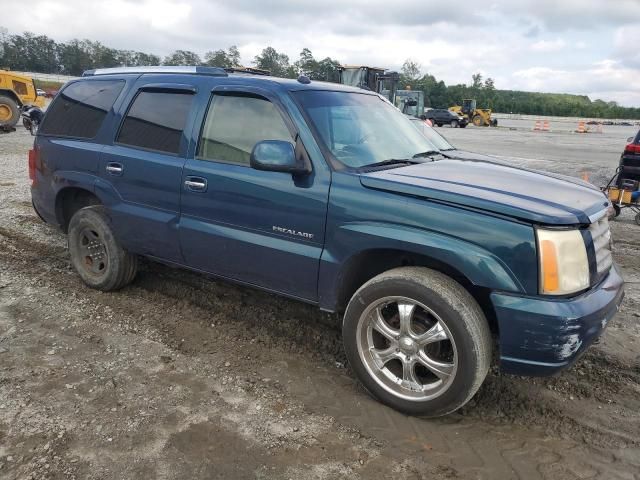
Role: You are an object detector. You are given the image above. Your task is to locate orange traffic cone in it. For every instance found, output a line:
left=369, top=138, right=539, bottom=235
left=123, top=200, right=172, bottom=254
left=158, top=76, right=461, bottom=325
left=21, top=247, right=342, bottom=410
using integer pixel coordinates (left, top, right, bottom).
left=533, top=120, right=541, bottom=131
left=542, top=120, right=550, bottom=131
left=576, top=121, right=586, bottom=133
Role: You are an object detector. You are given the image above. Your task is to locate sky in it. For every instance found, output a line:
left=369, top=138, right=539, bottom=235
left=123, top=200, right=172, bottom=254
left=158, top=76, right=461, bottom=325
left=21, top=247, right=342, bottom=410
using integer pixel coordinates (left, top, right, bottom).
left=3, top=0, right=640, bottom=106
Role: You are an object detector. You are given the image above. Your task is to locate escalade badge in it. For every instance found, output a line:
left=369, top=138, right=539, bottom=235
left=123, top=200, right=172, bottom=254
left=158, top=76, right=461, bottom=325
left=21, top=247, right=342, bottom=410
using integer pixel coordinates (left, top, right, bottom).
left=273, top=226, right=314, bottom=239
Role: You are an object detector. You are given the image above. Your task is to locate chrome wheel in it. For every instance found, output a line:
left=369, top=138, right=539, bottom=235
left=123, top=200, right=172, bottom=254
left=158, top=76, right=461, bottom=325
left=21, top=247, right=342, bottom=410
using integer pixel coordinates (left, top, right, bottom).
left=356, top=296, right=458, bottom=401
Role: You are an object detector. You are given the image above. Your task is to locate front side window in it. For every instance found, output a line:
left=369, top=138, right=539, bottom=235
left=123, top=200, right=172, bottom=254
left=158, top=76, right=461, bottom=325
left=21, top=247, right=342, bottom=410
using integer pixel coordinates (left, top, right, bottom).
left=12, top=80, right=28, bottom=96
left=40, top=80, right=125, bottom=139
left=117, top=91, right=194, bottom=155
left=197, top=94, right=292, bottom=166
left=295, top=91, right=439, bottom=169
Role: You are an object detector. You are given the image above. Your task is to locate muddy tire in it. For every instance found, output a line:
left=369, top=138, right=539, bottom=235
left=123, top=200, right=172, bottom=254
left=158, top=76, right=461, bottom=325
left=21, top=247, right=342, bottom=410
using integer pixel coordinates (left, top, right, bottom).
left=343, top=267, right=492, bottom=417
left=68, top=206, right=137, bottom=291
left=0, top=95, right=20, bottom=127
left=472, top=114, right=484, bottom=127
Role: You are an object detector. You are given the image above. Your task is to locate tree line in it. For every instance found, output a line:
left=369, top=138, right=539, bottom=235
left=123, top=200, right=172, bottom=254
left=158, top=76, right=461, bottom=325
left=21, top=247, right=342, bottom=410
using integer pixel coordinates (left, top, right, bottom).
left=1, top=27, right=638, bottom=119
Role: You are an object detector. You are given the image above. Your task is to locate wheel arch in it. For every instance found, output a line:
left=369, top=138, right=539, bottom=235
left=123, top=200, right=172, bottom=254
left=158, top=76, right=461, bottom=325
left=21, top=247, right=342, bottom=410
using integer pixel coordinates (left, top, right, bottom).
left=0, top=89, right=23, bottom=106
left=55, top=187, right=102, bottom=233
left=327, top=248, right=500, bottom=334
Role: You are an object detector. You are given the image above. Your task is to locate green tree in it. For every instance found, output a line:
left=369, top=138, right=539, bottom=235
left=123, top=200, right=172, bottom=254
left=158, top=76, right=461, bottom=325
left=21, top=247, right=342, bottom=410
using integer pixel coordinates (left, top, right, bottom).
left=254, top=46, right=295, bottom=77
left=163, top=50, right=201, bottom=66
left=204, top=49, right=231, bottom=67
left=401, top=59, right=421, bottom=83
left=472, top=73, right=483, bottom=88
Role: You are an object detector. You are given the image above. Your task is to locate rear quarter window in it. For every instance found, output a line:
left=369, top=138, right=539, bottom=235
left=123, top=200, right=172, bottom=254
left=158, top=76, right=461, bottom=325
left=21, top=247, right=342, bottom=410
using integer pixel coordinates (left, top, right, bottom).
left=40, top=80, right=125, bottom=139
left=116, top=91, right=194, bottom=155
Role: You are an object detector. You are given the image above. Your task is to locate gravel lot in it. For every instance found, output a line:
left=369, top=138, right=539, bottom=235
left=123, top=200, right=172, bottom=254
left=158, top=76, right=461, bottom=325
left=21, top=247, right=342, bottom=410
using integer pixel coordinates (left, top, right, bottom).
left=1, top=125, right=639, bottom=480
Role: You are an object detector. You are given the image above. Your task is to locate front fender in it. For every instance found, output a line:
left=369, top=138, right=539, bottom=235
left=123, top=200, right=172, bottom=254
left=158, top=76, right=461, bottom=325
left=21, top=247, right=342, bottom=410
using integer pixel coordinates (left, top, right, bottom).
left=318, top=222, right=525, bottom=311
left=318, top=173, right=538, bottom=312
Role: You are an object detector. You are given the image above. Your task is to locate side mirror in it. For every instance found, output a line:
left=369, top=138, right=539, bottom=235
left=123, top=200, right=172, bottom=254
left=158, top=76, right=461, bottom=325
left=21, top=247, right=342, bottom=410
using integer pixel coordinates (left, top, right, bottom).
left=628, top=137, right=634, bottom=143
left=250, top=140, right=311, bottom=175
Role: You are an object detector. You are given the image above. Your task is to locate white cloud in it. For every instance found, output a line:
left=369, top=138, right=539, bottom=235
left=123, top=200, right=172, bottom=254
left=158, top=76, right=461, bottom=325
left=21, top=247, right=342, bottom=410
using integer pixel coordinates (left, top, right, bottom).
left=512, top=60, right=640, bottom=106
left=531, top=39, right=566, bottom=52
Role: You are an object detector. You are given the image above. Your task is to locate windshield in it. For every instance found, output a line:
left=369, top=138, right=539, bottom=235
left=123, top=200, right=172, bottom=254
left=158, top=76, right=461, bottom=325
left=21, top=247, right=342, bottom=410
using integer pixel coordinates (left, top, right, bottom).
left=294, top=91, right=440, bottom=168
left=409, top=118, right=455, bottom=151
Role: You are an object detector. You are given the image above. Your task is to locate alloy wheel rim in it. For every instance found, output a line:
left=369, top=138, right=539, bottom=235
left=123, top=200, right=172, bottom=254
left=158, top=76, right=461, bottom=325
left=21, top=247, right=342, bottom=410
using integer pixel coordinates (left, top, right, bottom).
left=356, top=296, right=458, bottom=402
left=78, top=228, right=109, bottom=277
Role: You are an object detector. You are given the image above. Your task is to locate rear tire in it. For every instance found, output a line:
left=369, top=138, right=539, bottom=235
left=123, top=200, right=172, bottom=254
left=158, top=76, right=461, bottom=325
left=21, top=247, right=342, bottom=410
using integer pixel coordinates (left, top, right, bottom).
left=343, top=267, right=492, bottom=417
left=450, top=120, right=459, bottom=128
left=0, top=95, right=19, bottom=127
left=472, top=114, right=484, bottom=127
left=68, top=206, right=137, bottom=291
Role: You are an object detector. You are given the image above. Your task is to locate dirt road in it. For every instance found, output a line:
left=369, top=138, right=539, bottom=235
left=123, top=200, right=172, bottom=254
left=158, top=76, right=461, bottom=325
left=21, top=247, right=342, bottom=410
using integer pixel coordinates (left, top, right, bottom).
left=1, top=128, right=639, bottom=479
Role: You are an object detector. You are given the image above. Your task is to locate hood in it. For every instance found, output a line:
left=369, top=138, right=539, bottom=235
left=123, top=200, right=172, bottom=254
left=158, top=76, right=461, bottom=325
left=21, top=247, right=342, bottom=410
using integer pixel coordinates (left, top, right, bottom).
left=442, top=149, right=600, bottom=192
left=360, top=159, right=609, bottom=225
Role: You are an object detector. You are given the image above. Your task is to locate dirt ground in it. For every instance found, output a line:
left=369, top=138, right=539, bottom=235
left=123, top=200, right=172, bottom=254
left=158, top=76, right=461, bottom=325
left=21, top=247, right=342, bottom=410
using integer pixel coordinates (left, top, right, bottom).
left=1, top=126, right=639, bottom=480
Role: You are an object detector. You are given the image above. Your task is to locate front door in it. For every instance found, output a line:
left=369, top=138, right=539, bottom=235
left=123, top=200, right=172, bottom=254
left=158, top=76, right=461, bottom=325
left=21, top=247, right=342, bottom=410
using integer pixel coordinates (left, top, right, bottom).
left=179, top=87, right=330, bottom=301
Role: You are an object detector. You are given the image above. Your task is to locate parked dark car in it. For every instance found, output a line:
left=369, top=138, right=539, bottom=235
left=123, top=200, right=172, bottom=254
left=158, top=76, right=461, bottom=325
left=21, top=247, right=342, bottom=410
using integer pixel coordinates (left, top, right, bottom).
left=616, top=130, right=640, bottom=188
left=30, top=66, right=622, bottom=417
left=424, top=108, right=468, bottom=128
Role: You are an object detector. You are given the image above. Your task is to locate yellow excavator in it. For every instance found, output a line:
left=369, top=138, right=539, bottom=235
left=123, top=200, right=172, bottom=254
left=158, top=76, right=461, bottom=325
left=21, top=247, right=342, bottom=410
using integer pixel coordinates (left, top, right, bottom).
left=0, top=70, right=45, bottom=127
left=449, top=99, right=497, bottom=127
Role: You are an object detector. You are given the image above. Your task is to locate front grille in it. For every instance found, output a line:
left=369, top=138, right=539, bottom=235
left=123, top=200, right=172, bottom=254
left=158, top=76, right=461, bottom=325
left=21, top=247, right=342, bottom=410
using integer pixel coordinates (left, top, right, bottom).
left=589, top=215, right=612, bottom=275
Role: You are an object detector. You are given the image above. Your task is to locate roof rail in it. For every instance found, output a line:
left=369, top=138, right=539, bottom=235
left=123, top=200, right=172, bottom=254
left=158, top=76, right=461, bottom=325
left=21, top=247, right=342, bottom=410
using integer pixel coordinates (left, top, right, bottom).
left=224, top=66, right=271, bottom=76
left=82, top=66, right=228, bottom=77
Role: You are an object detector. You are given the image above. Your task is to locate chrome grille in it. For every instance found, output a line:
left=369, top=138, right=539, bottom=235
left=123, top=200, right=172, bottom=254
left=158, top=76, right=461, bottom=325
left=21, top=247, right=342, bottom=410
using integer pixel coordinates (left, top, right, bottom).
left=589, top=215, right=612, bottom=275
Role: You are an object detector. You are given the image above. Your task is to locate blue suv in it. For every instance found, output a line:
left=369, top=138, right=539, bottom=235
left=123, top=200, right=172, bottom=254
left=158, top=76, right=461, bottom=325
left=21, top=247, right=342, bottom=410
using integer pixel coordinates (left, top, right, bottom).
left=30, top=66, right=624, bottom=417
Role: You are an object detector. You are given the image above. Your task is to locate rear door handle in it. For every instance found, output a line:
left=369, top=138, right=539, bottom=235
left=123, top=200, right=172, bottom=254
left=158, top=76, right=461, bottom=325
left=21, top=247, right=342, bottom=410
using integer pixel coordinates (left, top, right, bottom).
left=106, top=162, right=123, bottom=176
left=184, top=176, right=207, bottom=192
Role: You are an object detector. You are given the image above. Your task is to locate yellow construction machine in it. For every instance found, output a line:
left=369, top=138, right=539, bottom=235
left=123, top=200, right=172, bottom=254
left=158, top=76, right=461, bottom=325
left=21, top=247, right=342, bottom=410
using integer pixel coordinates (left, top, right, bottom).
left=0, top=70, right=45, bottom=127
left=449, top=99, right=497, bottom=127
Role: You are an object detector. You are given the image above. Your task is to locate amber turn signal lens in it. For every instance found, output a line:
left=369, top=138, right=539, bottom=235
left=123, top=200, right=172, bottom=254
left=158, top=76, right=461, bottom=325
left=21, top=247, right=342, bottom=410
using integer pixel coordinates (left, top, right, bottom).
left=540, top=239, right=559, bottom=293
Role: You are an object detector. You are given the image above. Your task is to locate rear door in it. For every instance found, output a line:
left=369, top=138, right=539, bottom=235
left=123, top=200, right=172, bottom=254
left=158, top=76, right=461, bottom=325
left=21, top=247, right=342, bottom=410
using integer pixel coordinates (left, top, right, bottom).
left=97, top=78, right=198, bottom=262
left=178, top=86, right=330, bottom=301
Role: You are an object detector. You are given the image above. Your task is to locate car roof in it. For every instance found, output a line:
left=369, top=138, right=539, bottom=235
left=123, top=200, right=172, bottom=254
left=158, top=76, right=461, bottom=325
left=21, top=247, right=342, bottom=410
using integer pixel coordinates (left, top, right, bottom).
left=81, top=66, right=368, bottom=94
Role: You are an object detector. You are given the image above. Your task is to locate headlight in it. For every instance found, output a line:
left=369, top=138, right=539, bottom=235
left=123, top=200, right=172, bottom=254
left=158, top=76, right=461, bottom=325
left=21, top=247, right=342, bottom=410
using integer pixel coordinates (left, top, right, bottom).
left=537, top=228, right=589, bottom=295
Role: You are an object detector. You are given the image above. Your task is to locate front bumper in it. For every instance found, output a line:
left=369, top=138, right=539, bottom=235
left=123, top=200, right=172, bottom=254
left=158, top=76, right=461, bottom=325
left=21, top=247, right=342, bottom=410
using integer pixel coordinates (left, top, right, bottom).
left=492, top=264, right=624, bottom=376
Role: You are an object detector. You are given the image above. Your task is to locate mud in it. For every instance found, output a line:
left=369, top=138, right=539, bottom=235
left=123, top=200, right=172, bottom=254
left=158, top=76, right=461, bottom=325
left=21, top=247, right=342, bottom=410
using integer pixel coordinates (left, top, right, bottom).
left=1, top=128, right=639, bottom=479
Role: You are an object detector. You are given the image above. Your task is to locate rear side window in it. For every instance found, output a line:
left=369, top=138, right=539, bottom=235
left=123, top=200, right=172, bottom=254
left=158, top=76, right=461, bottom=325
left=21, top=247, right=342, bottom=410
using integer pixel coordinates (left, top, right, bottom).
left=197, top=94, right=292, bottom=166
left=40, top=80, right=124, bottom=139
left=117, top=91, right=194, bottom=155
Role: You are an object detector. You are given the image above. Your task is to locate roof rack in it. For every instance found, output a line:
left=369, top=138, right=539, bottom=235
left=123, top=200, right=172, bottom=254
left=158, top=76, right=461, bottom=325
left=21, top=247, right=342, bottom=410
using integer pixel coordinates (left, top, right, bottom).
left=224, top=66, right=271, bottom=76
left=82, top=66, right=228, bottom=77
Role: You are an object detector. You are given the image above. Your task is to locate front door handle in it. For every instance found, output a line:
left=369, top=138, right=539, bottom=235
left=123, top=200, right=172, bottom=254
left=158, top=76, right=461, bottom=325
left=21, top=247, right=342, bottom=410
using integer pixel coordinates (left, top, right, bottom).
left=106, top=162, right=123, bottom=176
left=184, top=176, right=207, bottom=192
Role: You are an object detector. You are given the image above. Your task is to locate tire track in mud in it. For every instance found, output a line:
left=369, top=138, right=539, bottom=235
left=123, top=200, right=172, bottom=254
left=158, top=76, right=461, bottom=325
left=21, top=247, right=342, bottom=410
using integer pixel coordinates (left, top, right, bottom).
left=1, top=219, right=640, bottom=479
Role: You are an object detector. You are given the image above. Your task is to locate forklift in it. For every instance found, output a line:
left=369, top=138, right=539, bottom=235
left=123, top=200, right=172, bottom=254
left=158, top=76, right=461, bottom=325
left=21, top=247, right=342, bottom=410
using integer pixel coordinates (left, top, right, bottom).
left=337, top=65, right=421, bottom=117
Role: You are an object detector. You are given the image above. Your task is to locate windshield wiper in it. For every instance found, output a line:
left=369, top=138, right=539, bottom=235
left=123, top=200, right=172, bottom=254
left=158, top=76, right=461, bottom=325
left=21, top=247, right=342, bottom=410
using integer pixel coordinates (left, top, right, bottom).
left=360, top=158, right=417, bottom=169
left=412, top=150, right=442, bottom=158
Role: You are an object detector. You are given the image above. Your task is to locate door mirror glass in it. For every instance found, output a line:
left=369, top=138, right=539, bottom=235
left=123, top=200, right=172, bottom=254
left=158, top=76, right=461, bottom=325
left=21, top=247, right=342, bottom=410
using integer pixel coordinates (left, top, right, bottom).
left=250, top=140, right=308, bottom=174
left=628, top=136, right=634, bottom=143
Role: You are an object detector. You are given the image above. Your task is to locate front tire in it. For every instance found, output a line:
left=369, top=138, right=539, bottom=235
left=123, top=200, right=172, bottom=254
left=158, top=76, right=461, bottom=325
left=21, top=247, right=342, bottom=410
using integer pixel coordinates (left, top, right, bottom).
left=68, top=206, right=138, bottom=291
left=343, top=267, right=492, bottom=417
left=450, top=120, right=459, bottom=128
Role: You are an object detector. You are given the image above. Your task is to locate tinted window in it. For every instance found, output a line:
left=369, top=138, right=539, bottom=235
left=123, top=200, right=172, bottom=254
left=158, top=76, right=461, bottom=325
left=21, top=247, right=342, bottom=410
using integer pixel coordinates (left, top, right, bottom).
left=40, top=80, right=124, bottom=138
left=117, top=91, right=194, bottom=155
left=198, top=94, right=292, bottom=165
left=12, top=80, right=28, bottom=96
